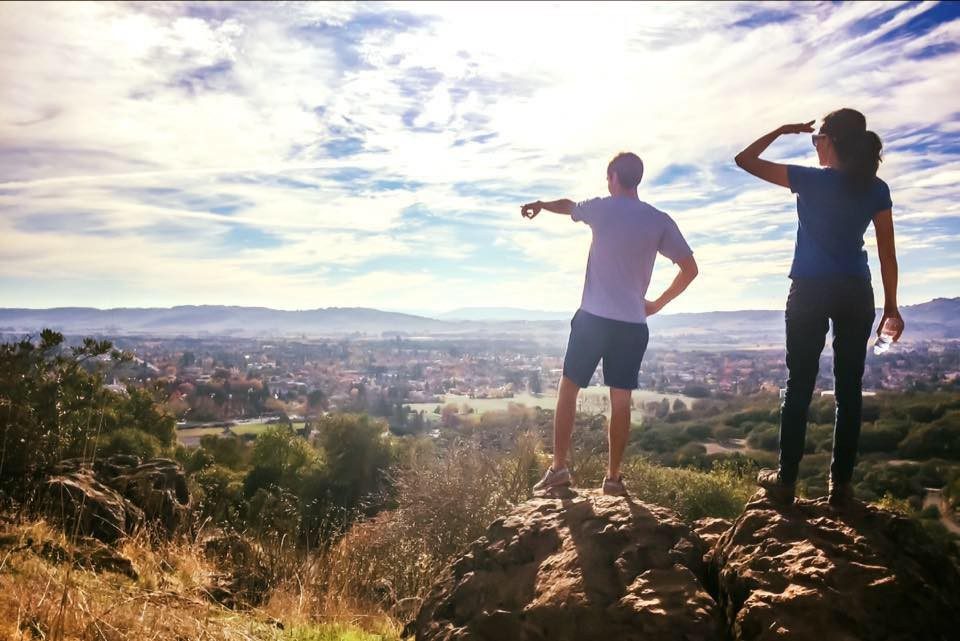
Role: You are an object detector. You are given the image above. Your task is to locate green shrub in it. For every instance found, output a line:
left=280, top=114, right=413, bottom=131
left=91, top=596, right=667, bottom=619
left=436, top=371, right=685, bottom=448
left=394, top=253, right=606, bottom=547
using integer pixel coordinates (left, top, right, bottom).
left=675, top=443, right=708, bottom=467
left=726, top=408, right=776, bottom=428
left=714, top=425, right=739, bottom=441
left=97, top=427, right=163, bottom=459
left=746, top=426, right=778, bottom=451
left=859, top=422, right=906, bottom=453
left=620, top=458, right=755, bottom=521
left=898, top=412, right=960, bottom=460
left=0, top=331, right=120, bottom=493
left=193, top=464, right=245, bottom=525
left=684, top=424, right=713, bottom=440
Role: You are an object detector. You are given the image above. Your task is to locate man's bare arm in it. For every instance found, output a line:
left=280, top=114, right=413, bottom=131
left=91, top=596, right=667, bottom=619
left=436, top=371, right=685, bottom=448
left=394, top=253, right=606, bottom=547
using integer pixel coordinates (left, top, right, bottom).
left=645, top=254, right=698, bottom=317
left=521, top=199, right=576, bottom=219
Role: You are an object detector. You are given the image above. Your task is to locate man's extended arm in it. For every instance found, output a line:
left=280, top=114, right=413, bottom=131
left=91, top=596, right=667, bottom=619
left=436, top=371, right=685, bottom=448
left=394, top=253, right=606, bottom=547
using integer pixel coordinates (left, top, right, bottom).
left=645, top=254, right=698, bottom=317
left=521, top=199, right=576, bottom=219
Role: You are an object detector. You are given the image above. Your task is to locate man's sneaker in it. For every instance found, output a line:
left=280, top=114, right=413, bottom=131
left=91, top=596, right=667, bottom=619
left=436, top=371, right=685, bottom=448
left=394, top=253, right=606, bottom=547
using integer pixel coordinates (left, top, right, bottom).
left=533, top=467, right=572, bottom=493
left=828, top=480, right=855, bottom=508
left=756, top=468, right=795, bottom=504
left=602, top=475, right=628, bottom=497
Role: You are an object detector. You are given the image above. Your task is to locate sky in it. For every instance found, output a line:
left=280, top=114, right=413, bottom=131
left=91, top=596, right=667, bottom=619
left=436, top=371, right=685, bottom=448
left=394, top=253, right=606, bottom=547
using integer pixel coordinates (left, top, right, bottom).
left=1, top=1, right=958, bottom=316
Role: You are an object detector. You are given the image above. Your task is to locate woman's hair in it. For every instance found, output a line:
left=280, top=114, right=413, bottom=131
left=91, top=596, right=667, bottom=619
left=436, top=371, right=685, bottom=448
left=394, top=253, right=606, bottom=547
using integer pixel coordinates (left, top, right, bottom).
left=821, top=108, right=883, bottom=189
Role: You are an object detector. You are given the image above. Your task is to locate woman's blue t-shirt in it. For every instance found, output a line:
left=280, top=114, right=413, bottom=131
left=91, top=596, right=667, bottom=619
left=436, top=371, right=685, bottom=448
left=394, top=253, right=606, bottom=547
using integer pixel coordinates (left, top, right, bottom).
left=785, top=165, right=892, bottom=280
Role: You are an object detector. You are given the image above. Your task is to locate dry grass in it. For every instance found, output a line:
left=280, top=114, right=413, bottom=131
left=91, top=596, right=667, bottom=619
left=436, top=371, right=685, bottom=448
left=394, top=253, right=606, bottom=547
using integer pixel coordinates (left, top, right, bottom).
left=0, top=520, right=398, bottom=641
left=296, top=433, right=543, bottom=622
left=0, top=434, right=754, bottom=641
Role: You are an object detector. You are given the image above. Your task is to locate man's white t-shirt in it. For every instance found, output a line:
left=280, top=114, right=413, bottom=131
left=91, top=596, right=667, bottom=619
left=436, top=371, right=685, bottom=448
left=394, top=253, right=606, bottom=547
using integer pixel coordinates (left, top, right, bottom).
left=571, top=196, right=693, bottom=324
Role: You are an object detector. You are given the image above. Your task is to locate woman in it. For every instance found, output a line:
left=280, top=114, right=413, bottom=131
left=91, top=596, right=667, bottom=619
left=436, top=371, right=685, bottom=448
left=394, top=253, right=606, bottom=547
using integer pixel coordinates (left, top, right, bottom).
left=734, top=108, right=903, bottom=507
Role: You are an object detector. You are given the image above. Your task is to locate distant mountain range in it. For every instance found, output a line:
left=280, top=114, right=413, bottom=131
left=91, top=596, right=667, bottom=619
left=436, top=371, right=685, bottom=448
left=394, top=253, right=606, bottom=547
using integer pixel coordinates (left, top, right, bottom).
left=0, top=298, right=957, bottom=344
left=0, top=306, right=448, bottom=336
left=438, top=307, right=571, bottom=321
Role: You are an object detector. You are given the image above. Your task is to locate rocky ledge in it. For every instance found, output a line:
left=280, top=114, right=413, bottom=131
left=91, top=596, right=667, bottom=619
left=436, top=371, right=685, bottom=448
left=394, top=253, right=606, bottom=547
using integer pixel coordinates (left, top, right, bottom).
left=413, top=489, right=960, bottom=641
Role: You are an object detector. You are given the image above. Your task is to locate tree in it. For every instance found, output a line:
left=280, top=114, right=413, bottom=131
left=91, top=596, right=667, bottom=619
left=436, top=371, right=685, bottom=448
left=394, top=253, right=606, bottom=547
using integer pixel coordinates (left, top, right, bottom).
left=657, top=398, right=671, bottom=419
left=0, top=331, right=128, bottom=495
left=108, top=386, right=176, bottom=446
left=307, top=388, right=328, bottom=412
left=529, top=370, right=543, bottom=395
left=313, top=414, right=392, bottom=504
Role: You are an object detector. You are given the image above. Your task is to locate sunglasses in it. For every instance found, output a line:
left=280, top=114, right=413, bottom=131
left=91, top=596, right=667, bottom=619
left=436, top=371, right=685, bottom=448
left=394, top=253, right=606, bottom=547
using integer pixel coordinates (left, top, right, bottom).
left=811, top=134, right=828, bottom=147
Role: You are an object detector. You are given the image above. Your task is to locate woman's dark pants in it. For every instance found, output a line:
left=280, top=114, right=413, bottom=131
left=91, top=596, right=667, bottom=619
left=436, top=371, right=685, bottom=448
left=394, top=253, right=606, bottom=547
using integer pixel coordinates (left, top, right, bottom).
left=778, top=278, right=875, bottom=485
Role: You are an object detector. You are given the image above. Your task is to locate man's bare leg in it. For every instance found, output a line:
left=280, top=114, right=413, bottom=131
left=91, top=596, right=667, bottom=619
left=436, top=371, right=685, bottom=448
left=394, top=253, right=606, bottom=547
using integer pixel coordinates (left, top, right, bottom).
left=607, top=387, right=632, bottom=479
left=552, top=375, right=581, bottom=470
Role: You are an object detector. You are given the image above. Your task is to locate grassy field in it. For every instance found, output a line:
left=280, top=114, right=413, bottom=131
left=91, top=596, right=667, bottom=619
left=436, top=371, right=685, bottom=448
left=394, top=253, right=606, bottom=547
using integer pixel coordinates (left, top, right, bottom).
left=177, top=422, right=306, bottom=445
left=406, top=388, right=694, bottom=424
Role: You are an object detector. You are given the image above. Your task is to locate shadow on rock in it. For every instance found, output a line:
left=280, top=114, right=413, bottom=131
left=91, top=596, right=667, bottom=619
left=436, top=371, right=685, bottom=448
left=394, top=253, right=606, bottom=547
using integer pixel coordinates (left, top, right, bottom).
left=712, top=490, right=960, bottom=641
left=412, top=488, right=722, bottom=641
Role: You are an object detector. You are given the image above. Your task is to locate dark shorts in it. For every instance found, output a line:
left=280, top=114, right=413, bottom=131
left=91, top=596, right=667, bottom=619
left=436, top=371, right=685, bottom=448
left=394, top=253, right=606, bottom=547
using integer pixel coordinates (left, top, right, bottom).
left=562, top=308, right=649, bottom=390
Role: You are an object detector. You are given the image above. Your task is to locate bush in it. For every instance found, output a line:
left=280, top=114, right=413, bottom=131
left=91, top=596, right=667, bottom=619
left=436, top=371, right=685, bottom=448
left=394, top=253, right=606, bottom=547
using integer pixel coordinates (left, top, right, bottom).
left=684, top=424, right=713, bottom=440
left=620, top=458, right=755, bottom=521
left=675, top=442, right=708, bottom=467
left=859, top=422, right=906, bottom=453
left=746, top=426, right=779, bottom=451
left=97, top=427, right=163, bottom=459
left=666, top=410, right=693, bottom=423
left=898, top=413, right=960, bottom=460
left=726, top=408, right=776, bottom=428
left=193, top=464, right=245, bottom=526
left=0, top=331, right=121, bottom=493
left=197, top=434, right=249, bottom=470
left=714, top=425, right=739, bottom=441
left=316, top=435, right=541, bottom=621
left=807, top=423, right=833, bottom=454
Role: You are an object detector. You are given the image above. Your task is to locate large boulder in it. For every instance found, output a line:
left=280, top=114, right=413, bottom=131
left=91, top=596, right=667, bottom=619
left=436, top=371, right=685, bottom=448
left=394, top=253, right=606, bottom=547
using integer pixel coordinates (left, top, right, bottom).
left=44, top=455, right=190, bottom=543
left=44, top=468, right=143, bottom=543
left=413, top=489, right=723, bottom=641
left=712, top=492, right=960, bottom=641
left=108, top=458, right=191, bottom=535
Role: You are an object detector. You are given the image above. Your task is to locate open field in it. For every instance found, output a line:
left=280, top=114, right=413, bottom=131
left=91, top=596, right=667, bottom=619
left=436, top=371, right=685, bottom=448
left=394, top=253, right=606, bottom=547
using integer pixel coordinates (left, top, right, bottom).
left=406, top=388, right=695, bottom=424
left=177, top=422, right=305, bottom=446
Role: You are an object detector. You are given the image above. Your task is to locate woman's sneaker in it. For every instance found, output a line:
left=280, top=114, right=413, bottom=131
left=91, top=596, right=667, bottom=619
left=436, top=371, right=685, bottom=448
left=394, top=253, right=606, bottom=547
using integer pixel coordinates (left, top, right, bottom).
left=756, top=468, right=795, bottom=504
left=602, top=475, right=628, bottom=497
left=533, top=467, right=572, bottom=493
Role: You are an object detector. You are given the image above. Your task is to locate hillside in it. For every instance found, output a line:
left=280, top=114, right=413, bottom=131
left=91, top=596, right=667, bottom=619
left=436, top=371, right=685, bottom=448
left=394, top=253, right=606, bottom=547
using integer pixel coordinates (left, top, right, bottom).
left=1, top=298, right=957, bottom=342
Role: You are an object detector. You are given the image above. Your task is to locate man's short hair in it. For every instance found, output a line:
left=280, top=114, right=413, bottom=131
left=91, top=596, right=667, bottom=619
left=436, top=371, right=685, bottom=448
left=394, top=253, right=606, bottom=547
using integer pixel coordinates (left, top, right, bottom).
left=607, top=152, right=644, bottom=189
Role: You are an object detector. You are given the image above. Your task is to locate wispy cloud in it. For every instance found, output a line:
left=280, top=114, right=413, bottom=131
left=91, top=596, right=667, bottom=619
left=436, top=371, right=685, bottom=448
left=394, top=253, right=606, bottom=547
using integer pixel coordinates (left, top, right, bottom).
left=0, top=0, right=957, bottom=312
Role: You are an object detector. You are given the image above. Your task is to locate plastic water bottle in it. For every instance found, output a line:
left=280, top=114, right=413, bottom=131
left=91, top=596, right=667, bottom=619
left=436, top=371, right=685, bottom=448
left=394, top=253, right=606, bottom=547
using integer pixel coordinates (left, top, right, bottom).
left=873, top=317, right=903, bottom=355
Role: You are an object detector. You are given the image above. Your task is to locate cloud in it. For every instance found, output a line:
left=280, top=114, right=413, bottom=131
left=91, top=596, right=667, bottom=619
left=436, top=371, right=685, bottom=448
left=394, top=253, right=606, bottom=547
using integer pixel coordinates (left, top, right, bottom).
left=0, top=0, right=958, bottom=312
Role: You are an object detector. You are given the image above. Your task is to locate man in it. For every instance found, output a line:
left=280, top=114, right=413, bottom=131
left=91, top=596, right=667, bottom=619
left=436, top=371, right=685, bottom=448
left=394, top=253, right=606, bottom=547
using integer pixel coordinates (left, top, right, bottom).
left=521, top=152, right=698, bottom=496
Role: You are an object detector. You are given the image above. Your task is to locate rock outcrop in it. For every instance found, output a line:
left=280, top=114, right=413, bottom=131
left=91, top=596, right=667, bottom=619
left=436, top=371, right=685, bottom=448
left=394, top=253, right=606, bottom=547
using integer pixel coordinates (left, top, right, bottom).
left=413, top=488, right=723, bottom=641
left=713, top=492, right=960, bottom=641
left=44, top=466, right=143, bottom=543
left=44, top=455, right=190, bottom=543
left=414, top=489, right=960, bottom=641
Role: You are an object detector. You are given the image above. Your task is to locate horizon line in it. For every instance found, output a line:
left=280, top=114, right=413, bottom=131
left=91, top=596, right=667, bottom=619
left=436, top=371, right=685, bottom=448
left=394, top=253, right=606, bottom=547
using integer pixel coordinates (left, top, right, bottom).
left=0, top=296, right=956, bottom=320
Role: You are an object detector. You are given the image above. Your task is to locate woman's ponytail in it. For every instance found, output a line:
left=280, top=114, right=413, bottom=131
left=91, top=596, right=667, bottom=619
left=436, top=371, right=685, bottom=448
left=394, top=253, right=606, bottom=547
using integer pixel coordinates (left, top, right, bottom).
left=822, top=109, right=883, bottom=190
